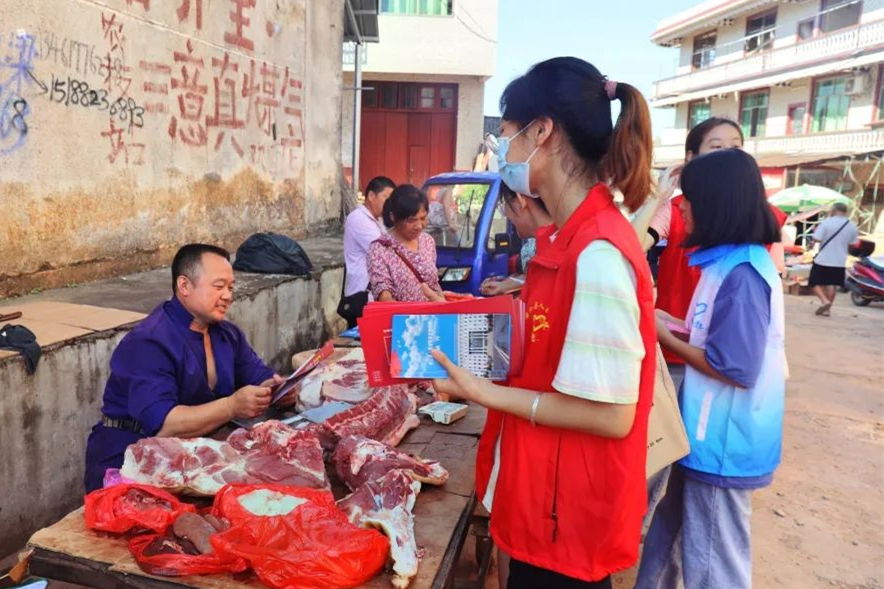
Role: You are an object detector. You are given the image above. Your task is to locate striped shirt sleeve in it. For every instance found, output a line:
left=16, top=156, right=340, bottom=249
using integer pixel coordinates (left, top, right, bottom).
left=552, top=241, right=645, bottom=404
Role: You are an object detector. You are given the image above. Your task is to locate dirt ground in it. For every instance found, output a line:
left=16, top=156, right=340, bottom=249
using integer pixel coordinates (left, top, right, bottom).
left=462, top=293, right=884, bottom=589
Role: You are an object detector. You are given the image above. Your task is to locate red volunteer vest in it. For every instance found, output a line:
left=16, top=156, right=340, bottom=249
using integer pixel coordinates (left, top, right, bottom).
left=655, top=196, right=699, bottom=365
left=475, top=185, right=657, bottom=582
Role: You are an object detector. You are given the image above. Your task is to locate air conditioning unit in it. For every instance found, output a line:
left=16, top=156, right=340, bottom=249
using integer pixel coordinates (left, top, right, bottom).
left=844, top=75, right=869, bottom=96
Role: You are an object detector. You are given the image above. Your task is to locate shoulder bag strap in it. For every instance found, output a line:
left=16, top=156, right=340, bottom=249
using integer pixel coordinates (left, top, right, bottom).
left=815, top=219, right=850, bottom=258
left=379, top=240, right=426, bottom=283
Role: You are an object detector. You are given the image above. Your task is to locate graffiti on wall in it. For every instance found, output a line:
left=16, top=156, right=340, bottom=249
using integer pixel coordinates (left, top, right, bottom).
left=1, top=0, right=305, bottom=175
left=0, top=32, right=38, bottom=155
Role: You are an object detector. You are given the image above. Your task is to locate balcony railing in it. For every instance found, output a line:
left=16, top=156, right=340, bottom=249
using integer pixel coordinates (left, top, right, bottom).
left=653, top=128, right=884, bottom=164
left=653, top=18, right=884, bottom=100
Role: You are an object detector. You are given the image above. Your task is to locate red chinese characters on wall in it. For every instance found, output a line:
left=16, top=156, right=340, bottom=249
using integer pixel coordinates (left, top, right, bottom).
left=123, top=1, right=306, bottom=172
left=224, top=0, right=257, bottom=52
left=177, top=0, right=203, bottom=30
left=210, top=53, right=245, bottom=157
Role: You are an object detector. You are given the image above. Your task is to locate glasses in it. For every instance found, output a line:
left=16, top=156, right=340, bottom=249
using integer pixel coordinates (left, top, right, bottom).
left=483, top=133, right=499, bottom=155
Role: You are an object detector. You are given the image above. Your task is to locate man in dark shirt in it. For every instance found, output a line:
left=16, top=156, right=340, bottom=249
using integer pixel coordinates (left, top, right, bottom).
left=84, top=244, right=282, bottom=491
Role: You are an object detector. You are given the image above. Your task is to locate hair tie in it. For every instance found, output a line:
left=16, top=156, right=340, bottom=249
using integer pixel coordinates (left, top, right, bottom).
left=604, top=79, right=618, bottom=101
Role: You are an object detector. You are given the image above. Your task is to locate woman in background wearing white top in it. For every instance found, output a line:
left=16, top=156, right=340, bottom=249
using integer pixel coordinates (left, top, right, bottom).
left=340, top=176, right=395, bottom=327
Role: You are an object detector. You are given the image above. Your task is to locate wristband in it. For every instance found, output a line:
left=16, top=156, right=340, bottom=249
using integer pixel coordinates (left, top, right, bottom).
left=529, top=393, right=542, bottom=427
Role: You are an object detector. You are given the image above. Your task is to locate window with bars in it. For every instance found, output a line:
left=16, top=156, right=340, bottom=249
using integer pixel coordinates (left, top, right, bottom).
left=363, top=82, right=458, bottom=111
left=745, top=10, right=776, bottom=53
left=819, top=0, right=862, bottom=34
left=440, top=87, right=456, bottom=109
left=740, top=91, right=769, bottom=138
left=689, top=102, right=712, bottom=129
left=692, top=31, right=717, bottom=69
left=812, top=77, right=851, bottom=132
left=380, top=0, right=453, bottom=16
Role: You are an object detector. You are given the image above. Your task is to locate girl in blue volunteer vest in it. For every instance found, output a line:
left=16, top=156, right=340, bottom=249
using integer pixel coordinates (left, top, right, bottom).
left=635, top=149, right=786, bottom=589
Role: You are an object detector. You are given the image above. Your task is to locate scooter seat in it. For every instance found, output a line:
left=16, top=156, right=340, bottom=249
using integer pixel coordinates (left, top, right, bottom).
left=867, top=256, right=884, bottom=272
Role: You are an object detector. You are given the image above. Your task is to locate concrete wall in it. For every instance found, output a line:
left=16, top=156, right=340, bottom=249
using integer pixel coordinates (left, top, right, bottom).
left=0, top=0, right=344, bottom=296
left=343, top=0, right=497, bottom=77
left=0, top=239, right=346, bottom=557
left=341, top=72, right=486, bottom=177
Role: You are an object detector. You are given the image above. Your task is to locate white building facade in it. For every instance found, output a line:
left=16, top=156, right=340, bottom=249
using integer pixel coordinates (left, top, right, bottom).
left=651, top=0, right=884, bottom=201
left=342, top=0, right=497, bottom=191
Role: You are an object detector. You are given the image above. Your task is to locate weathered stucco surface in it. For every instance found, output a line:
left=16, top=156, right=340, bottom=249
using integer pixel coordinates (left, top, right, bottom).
left=0, top=0, right=344, bottom=295
left=0, top=237, right=346, bottom=557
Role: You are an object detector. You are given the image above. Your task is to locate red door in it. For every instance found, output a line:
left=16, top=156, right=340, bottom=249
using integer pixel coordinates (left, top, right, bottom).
left=358, top=82, right=458, bottom=189
left=408, top=146, right=430, bottom=185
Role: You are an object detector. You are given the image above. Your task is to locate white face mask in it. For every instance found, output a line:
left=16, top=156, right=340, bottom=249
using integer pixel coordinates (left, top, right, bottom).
left=497, top=120, right=540, bottom=198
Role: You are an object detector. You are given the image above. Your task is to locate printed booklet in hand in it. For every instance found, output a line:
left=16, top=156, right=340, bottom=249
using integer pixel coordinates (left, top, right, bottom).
left=390, top=313, right=511, bottom=380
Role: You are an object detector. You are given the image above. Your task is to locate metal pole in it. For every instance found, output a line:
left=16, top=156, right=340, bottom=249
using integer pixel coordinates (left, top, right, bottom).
left=352, top=42, right=363, bottom=193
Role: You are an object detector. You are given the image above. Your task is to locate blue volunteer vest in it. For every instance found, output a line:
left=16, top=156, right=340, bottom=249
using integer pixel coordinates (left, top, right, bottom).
left=679, top=244, right=786, bottom=478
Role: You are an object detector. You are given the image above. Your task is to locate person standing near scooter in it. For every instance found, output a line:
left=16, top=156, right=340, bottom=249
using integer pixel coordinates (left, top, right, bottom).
left=809, top=202, right=858, bottom=317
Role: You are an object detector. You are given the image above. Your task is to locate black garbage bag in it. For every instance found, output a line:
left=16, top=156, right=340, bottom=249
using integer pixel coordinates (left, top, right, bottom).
left=0, top=324, right=41, bottom=374
left=232, top=233, right=313, bottom=276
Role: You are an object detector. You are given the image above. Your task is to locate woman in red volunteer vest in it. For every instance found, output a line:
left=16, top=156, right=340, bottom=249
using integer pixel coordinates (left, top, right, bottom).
left=431, top=57, right=657, bottom=589
left=634, top=118, right=787, bottom=377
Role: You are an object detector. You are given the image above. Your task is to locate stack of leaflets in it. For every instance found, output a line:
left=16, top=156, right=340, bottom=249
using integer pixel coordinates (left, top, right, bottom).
left=358, top=295, right=524, bottom=386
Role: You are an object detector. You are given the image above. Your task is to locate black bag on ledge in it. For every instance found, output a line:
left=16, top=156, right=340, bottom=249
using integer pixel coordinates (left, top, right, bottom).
left=233, top=233, right=313, bottom=276
left=0, top=324, right=41, bottom=374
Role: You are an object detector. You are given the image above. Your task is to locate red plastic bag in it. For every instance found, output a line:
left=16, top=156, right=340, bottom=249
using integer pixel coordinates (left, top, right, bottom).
left=129, top=534, right=248, bottom=576
left=84, top=484, right=196, bottom=534
left=212, top=483, right=336, bottom=523
left=211, top=487, right=390, bottom=589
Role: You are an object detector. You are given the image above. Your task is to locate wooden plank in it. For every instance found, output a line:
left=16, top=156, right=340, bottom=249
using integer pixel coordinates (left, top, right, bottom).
left=421, top=433, right=478, bottom=498
left=29, top=549, right=180, bottom=589
left=431, top=494, right=476, bottom=589
left=420, top=404, right=487, bottom=438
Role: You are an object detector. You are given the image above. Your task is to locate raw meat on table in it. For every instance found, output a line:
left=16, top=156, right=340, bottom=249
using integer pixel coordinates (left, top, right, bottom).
left=325, top=385, right=420, bottom=447
left=338, top=470, right=423, bottom=589
left=320, top=349, right=373, bottom=403
left=276, top=348, right=372, bottom=409
left=121, top=424, right=328, bottom=495
left=332, top=435, right=449, bottom=491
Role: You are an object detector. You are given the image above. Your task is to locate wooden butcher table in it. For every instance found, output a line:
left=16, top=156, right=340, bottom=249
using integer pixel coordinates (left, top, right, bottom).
left=25, top=346, right=491, bottom=589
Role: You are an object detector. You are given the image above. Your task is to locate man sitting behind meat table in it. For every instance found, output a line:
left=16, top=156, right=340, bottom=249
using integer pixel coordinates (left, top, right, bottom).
left=84, top=244, right=283, bottom=492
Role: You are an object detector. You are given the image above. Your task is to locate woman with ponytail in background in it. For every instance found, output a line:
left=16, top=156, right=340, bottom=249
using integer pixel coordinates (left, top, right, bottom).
left=430, top=57, right=657, bottom=589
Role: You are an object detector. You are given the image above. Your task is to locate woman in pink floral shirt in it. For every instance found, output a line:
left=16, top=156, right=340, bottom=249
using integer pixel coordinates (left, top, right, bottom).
left=367, top=184, right=445, bottom=302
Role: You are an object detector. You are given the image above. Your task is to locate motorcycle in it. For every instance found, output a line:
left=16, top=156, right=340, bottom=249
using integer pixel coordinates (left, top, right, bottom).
left=845, top=241, right=884, bottom=307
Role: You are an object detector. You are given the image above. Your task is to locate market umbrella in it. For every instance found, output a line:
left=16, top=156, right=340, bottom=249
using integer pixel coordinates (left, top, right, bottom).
left=769, top=184, right=853, bottom=213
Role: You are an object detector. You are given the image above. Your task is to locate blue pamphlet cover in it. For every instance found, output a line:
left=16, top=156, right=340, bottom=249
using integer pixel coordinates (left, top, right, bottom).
left=390, top=313, right=511, bottom=380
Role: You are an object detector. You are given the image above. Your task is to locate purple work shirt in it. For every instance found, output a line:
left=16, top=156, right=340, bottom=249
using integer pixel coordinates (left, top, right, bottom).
left=83, top=296, right=273, bottom=492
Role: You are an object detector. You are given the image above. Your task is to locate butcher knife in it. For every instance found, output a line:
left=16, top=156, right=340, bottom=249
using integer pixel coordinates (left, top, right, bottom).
left=282, top=401, right=353, bottom=427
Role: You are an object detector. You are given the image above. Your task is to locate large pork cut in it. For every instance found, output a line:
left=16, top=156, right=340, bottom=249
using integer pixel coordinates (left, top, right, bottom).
left=332, top=435, right=448, bottom=491
left=338, top=470, right=422, bottom=589
left=325, top=385, right=420, bottom=447
left=121, top=423, right=328, bottom=495
left=320, top=349, right=373, bottom=403
left=276, top=348, right=373, bottom=409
